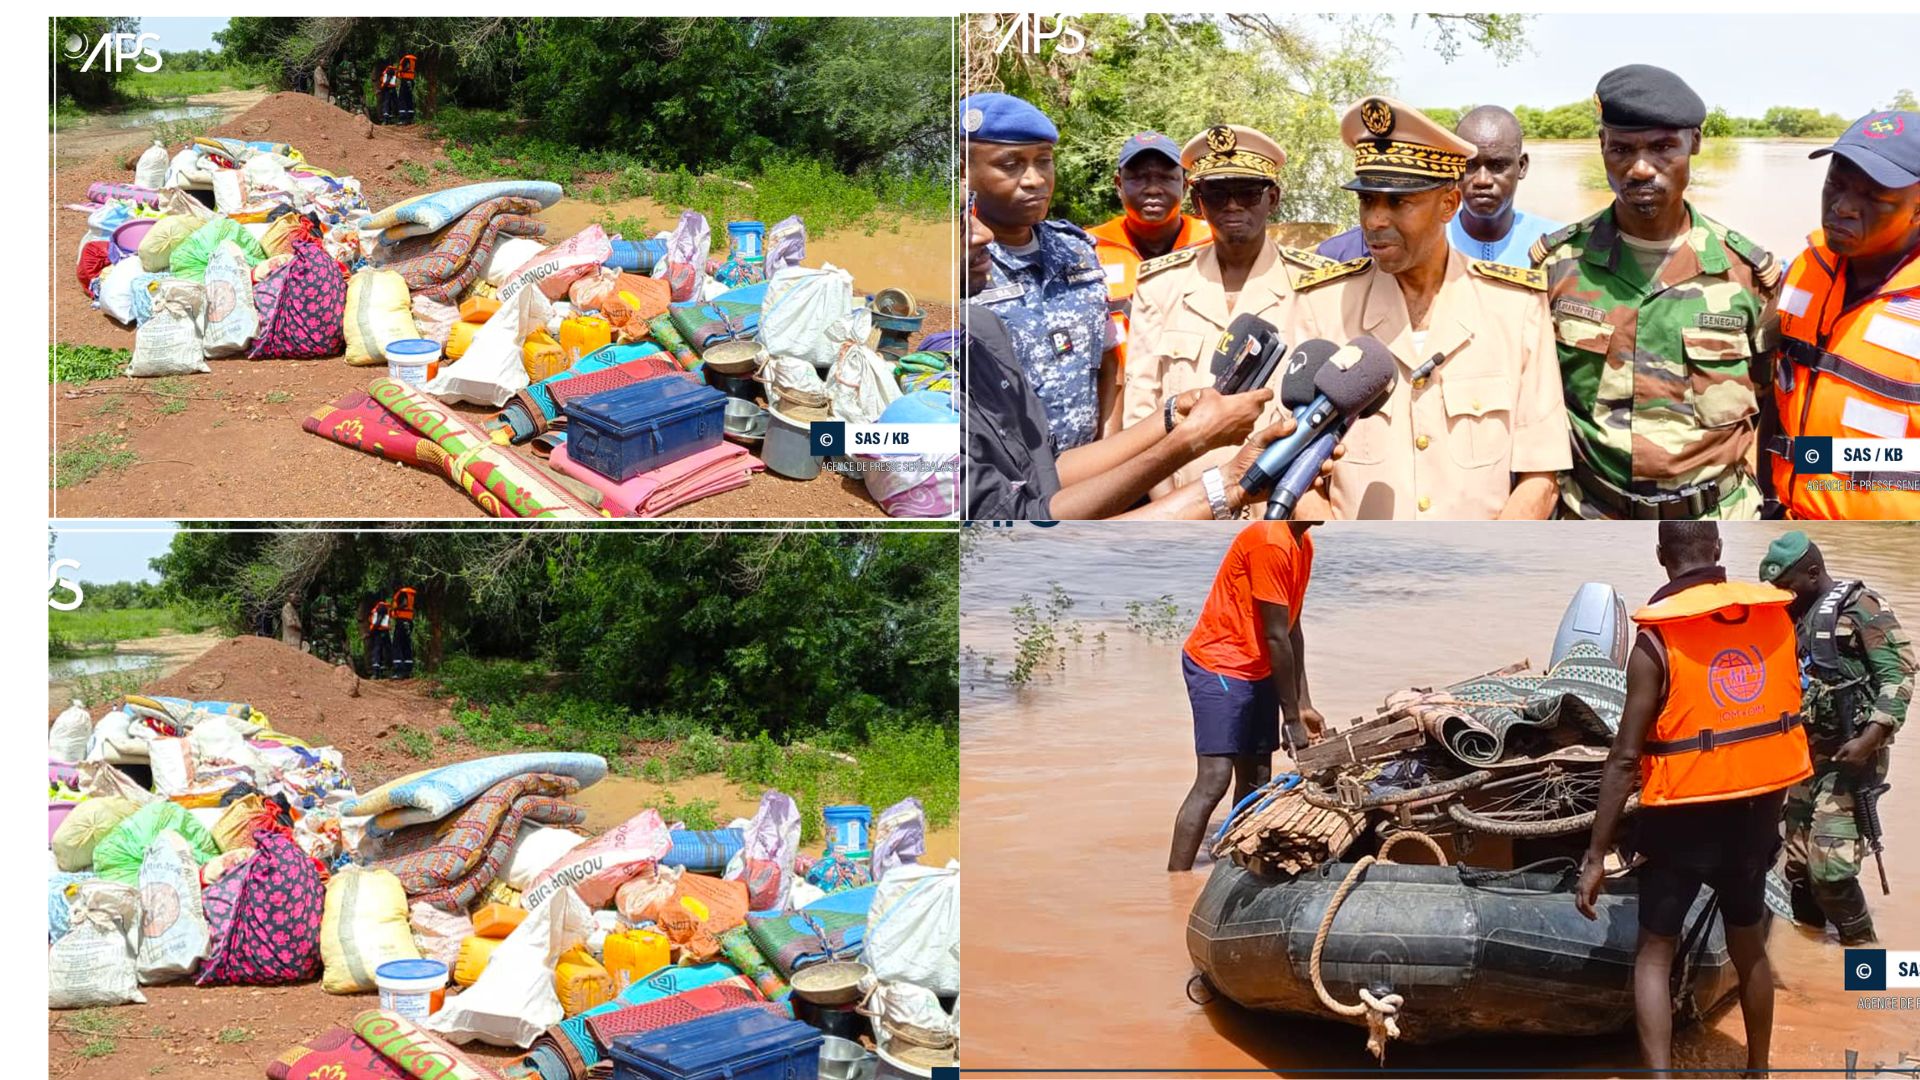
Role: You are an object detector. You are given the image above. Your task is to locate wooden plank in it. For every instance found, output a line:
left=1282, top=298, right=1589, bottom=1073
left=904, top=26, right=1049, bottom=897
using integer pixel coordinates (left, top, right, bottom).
left=1295, top=716, right=1425, bottom=773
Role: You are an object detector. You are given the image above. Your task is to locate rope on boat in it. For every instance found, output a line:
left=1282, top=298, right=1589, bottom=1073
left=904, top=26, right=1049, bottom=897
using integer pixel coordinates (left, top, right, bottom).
left=1307, top=830, right=1449, bottom=1064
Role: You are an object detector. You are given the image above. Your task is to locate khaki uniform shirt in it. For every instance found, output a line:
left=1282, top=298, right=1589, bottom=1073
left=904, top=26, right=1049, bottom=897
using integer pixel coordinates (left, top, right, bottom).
left=1292, top=248, right=1572, bottom=519
left=1125, top=241, right=1318, bottom=496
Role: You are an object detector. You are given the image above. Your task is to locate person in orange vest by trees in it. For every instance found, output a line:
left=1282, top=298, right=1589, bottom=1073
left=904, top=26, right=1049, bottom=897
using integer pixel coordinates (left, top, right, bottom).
left=1577, top=521, right=1812, bottom=1077
left=376, top=61, right=398, bottom=124
left=1088, top=132, right=1212, bottom=436
left=396, top=52, right=419, bottom=124
left=366, top=592, right=395, bottom=679
left=1762, top=109, right=1920, bottom=520
left=390, top=583, right=418, bottom=679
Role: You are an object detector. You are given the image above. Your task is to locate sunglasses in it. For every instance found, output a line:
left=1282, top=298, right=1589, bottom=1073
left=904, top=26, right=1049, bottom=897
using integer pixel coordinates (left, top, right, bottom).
left=1196, top=181, right=1274, bottom=208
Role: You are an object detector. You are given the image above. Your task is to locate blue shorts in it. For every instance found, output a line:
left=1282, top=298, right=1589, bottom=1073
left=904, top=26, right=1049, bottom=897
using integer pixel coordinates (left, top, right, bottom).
left=1183, top=653, right=1279, bottom=757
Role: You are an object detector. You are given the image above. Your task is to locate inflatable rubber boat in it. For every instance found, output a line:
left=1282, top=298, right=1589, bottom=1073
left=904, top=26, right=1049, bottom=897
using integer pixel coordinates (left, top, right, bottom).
left=1188, top=839, right=1742, bottom=1043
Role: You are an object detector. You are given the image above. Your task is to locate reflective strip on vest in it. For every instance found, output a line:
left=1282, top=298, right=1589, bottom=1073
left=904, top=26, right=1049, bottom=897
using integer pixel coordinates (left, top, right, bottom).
left=1769, top=237, right=1920, bottom=519
left=1633, top=582, right=1812, bottom=806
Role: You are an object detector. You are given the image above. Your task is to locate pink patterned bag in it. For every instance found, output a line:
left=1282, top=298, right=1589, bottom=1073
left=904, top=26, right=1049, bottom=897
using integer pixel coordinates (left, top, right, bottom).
left=249, top=240, right=346, bottom=359
left=196, top=830, right=324, bottom=985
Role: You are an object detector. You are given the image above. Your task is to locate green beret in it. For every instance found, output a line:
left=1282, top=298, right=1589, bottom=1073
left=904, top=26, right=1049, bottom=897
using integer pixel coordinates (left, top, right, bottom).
left=1595, top=64, right=1707, bottom=131
left=1759, top=531, right=1812, bottom=583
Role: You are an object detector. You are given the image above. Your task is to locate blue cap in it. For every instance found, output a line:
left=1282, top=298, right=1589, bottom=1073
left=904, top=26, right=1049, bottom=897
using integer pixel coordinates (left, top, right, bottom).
left=1811, top=111, right=1920, bottom=190
left=959, top=93, right=1058, bottom=145
left=1117, top=131, right=1182, bottom=170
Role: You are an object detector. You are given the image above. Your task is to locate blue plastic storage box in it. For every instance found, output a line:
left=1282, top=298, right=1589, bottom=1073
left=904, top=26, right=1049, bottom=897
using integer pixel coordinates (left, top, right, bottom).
left=608, top=1008, right=824, bottom=1080
left=563, top=376, right=728, bottom=483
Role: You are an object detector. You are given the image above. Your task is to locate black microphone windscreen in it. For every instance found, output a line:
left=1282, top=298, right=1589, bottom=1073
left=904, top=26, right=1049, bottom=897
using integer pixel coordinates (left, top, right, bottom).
left=1278, top=339, right=1341, bottom=408
left=1313, top=335, right=1398, bottom=414
left=1211, top=313, right=1280, bottom=384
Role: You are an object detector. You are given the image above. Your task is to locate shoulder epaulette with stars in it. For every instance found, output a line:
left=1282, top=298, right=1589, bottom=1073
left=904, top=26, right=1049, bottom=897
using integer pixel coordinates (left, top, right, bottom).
left=1278, top=246, right=1335, bottom=271
left=1136, top=245, right=1204, bottom=281
left=1469, top=259, right=1547, bottom=291
left=1294, top=256, right=1371, bottom=291
left=1528, top=209, right=1604, bottom=268
left=1721, top=228, right=1782, bottom=291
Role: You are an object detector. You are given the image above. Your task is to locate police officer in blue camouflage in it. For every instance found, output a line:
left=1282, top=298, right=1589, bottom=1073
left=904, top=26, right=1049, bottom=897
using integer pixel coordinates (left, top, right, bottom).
left=962, top=92, right=1113, bottom=452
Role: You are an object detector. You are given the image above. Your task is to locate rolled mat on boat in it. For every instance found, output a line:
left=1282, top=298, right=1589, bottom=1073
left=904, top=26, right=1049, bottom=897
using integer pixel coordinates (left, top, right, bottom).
left=1187, top=857, right=1737, bottom=1044
left=1401, top=641, right=1627, bottom=767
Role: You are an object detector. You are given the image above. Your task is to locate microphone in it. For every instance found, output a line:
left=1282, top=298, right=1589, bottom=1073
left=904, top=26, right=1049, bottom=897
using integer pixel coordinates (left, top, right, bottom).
left=1238, top=336, right=1397, bottom=497
left=1210, top=314, right=1287, bottom=395
left=1265, top=428, right=1340, bottom=519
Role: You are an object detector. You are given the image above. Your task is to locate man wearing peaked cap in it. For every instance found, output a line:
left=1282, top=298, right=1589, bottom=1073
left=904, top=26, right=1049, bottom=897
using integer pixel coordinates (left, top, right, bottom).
left=1533, top=64, right=1781, bottom=522
left=1763, top=109, right=1920, bottom=520
left=961, top=92, right=1112, bottom=453
left=1286, top=96, right=1570, bottom=520
left=1088, top=131, right=1212, bottom=436
left=1125, top=123, right=1334, bottom=500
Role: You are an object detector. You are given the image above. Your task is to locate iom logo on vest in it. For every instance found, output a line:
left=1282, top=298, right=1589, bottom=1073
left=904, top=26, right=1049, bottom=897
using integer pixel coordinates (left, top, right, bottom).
left=1709, top=646, right=1769, bottom=714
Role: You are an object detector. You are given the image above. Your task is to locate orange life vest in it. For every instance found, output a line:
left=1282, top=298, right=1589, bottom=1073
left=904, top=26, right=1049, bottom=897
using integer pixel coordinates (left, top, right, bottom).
left=392, top=587, right=417, bottom=621
left=368, top=602, right=392, bottom=633
left=1767, top=230, right=1920, bottom=520
left=1631, top=580, right=1812, bottom=807
left=398, top=54, right=417, bottom=80
left=379, top=65, right=396, bottom=90
left=1088, top=215, right=1210, bottom=432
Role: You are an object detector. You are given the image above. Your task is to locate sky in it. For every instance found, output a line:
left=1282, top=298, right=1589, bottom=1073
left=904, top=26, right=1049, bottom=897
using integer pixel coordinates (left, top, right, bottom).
left=140, top=17, right=228, bottom=53
left=52, top=523, right=177, bottom=584
left=1375, top=14, right=1918, bottom=118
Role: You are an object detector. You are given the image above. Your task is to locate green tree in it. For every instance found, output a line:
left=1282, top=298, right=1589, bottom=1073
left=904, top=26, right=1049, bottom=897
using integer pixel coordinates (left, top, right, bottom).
left=1702, top=106, right=1734, bottom=139
left=1887, top=88, right=1917, bottom=111
left=52, top=17, right=141, bottom=108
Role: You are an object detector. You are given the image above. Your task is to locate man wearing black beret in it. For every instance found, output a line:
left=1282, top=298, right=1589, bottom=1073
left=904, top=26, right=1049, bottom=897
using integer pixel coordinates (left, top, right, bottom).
left=1533, top=64, right=1783, bottom=522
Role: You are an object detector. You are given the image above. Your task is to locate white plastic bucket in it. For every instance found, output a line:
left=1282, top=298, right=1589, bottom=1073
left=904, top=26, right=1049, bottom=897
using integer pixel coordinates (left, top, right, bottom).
left=375, top=958, right=448, bottom=1020
left=386, top=338, right=441, bottom=389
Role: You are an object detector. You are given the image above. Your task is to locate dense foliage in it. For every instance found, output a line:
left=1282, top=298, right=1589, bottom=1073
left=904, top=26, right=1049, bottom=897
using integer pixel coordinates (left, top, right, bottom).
left=209, top=17, right=949, bottom=182
left=51, top=17, right=140, bottom=109
left=151, top=527, right=958, bottom=743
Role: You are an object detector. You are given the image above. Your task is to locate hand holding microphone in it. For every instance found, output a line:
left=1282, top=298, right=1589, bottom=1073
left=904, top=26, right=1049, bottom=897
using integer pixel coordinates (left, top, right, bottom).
left=1237, top=336, right=1397, bottom=499
left=1210, top=314, right=1288, bottom=395
left=1174, top=386, right=1274, bottom=456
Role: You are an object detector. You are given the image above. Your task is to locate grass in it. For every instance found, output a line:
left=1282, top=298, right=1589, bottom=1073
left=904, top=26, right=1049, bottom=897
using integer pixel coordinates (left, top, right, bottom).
left=56, top=432, right=138, bottom=488
left=120, top=66, right=267, bottom=98
left=69, top=662, right=163, bottom=705
left=50, top=604, right=217, bottom=649
left=429, top=107, right=945, bottom=235
left=52, top=343, right=129, bottom=386
left=391, top=727, right=434, bottom=759
left=92, top=396, right=127, bottom=417
left=399, top=161, right=430, bottom=185
left=1007, top=583, right=1080, bottom=686
left=265, top=390, right=293, bottom=404
left=656, top=792, right=721, bottom=831
left=215, top=1027, right=253, bottom=1045
left=1125, top=594, right=1187, bottom=642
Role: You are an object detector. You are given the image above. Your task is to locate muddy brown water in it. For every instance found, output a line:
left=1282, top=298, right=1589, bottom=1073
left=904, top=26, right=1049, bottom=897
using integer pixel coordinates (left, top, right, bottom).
left=540, top=197, right=954, bottom=304
left=961, top=521, right=1920, bottom=1076
left=1520, top=139, right=1829, bottom=262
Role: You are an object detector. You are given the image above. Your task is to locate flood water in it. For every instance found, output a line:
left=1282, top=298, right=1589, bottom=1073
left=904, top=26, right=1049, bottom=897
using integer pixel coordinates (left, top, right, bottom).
left=960, top=521, right=1920, bottom=1076
left=47, top=651, right=157, bottom=681
left=539, top=197, right=954, bottom=304
left=1521, top=139, right=1829, bottom=263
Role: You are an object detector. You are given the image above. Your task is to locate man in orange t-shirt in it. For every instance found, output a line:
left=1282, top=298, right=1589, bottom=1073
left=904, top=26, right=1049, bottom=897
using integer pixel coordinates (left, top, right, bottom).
left=1089, top=131, right=1212, bottom=436
left=1169, top=519, right=1318, bottom=871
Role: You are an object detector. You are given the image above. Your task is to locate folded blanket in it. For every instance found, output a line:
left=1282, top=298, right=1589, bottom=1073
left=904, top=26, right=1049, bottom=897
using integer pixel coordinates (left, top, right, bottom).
left=373, top=773, right=584, bottom=911
left=346, top=751, right=607, bottom=834
left=719, top=925, right=791, bottom=1002
left=381, top=197, right=547, bottom=304
left=267, top=1025, right=408, bottom=1080
left=364, top=181, right=563, bottom=244
left=550, top=442, right=761, bottom=519
left=368, top=378, right=599, bottom=520
left=667, top=283, right=768, bottom=354
left=351, top=1010, right=502, bottom=1080
left=746, top=909, right=868, bottom=977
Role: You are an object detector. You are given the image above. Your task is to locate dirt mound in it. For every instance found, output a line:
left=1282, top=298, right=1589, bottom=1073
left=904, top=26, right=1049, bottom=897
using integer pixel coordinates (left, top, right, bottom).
left=208, top=91, right=446, bottom=206
left=137, top=634, right=461, bottom=786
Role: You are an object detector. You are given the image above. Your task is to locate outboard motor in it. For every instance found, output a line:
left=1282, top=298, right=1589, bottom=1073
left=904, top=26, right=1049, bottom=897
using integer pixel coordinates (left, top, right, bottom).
left=1551, top=582, right=1628, bottom=670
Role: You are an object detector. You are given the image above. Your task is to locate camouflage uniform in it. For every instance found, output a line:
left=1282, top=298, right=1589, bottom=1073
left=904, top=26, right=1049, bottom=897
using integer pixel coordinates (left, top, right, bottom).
left=1531, top=205, right=1782, bottom=520
left=1784, top=583, right=1914, bottom=939
left=970, top=219, right=1112, bottom=453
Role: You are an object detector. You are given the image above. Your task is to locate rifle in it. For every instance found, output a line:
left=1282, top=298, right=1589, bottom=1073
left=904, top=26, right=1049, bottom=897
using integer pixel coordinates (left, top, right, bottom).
left=1835, top=684, right=1892, bottom=896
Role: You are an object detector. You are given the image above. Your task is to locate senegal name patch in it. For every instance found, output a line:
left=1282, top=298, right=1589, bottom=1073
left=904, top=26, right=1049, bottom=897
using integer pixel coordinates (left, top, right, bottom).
left=1553, top=298, right=1607, bottom=324
left=1696, top=312, right=1749, bottom=332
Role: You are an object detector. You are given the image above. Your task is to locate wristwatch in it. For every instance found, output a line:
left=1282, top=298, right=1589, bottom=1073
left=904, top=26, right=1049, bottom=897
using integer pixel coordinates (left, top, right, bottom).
left=1201, top=467, right=1233, bottom=520
left=1164, top=393, right=1180, bottom=433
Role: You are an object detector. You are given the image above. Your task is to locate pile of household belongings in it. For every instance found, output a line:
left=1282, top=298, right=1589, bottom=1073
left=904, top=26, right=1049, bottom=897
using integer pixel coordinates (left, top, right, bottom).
left=49, top=707, right=959, bottom=1078
left=1210, top=641, right=1629, bottom=875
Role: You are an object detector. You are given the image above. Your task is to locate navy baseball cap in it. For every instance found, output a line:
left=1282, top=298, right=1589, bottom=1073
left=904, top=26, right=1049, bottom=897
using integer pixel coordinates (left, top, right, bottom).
left=1811, top=110, right=1920, bottom=189
left=958, top=93, right=1058, bottom=145
left=1117, top=131, right=1182, bottom=170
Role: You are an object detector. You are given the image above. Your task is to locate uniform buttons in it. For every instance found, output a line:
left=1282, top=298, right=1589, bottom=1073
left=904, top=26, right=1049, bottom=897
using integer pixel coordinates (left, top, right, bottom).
left=1415, top=435, right=1430, bottom=451
left=1418, top=495, right=1432, bottom=513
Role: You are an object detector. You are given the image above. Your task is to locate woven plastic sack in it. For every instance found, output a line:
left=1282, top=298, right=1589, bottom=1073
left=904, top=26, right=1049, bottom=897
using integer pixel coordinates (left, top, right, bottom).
left=169, top=217, right=266, bottom=282
left=498, top=225, right=612, bottom=304
left=322, top=867, right=421, bottom=993
left=137, top=831, right=211, bottom=984
left=761, top=265, right=854, bottom=371
left=613, top=863, right=684, bottom=925
left=138, top=214, right=201, bottom=272
left=522, top=809, right=669, bottom=912
left=410, top=901, right=473, bottom=968
left=765, top=215, right=807, bottom=276
left=249, top=240, right=347, bottom=359
left=197, top=830, right=325, bottom=986
left=412, top=294, right=459, bottom=346
left=49, top=699, right=91, bottom=762
left=664, top=211, right=710, bottom=302
left=426, top=886, right=594, bottom=1047
left=48, top=872, right=95, bottom=944
left=862, top=864, right=958, bottom=995
left=503, top=825, right=586, bottom=892
left=92, top=801, right=219, bottom=884
left=52, top=796, right=139, bottom=872
left=870, top=796, right=928, bottom=882
left=344, top=270, right=421, bottom=365
left=129, top=279, right=209, bottom=377
left=200, top=241, right=259, bottom=357
left=49, top=881, right=145, bottom=1008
